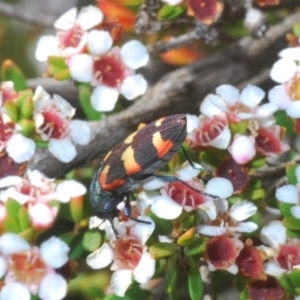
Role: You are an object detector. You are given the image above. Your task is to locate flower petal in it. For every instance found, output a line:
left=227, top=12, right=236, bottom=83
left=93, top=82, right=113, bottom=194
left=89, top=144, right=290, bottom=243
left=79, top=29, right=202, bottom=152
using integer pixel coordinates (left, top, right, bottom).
left=6, top=134, right=35, bottom=163
left=76, top=5, right=103, bottom=30
left=35, top=35, right=59, bottom=61
left=91, top=85, right=119, bottom=112
left=197, top=225, right=227, bottom=236
left=286, top=102, right=300, bottom=118
left=55, top=180, right=87, bottom=202
left=133, top=252, right=155, bottom=283
left=296, top=165, right=300, bottom=183
left=28, top=203, right=57, bottom=229
left=86, top=243, right=114, bottom=269
left=260, top=220, right=286, bottom=249
left=229, top=135, right=256, bottom=165
left=87, top=30, right=112, bottom=55
left=0, top=233, right=30, bottom=255
left=200, top=94, right=223, bottom=117
left=54, top=7, right=77, bottom=30
left=40, top=236, right=70, bottom=268
left=264, top=261, right=286, bottom=278
left=49, top=138, right=77, bottom=163
left=0, top=176, right=22, bottom=188
left=205, top=178, right=233, bottom=198
left=39, top=273, right=67, bottom=300
left=270, top=58, right=297, bottom=84
left=275, top=185, right=298, bottom=204
left=229, top=201, right=257, bottom=221
left=291, top=205, right=300, bottom=219
left=69, top=54, right=93, bottom=83
left=120, top=40, right=149, bottom=69
left=186, top=114, right=199, bottom=133
left=279, top=47, right=300, bottom=61
left=0, top=255, right=7, bottom=278
left=151, top=194, right=182, bottom=219
left=268, top=85, right=291, bottom=110
left=0, top=283, right=30, bottom=300
left=240, top=85, right=265, bottom=108
left=175, top=161, right=202, bottom=181
left=235, top=221, right=258, bottom=233
left=143, top=178, right=166, bottom=190
left=216, top=84, right=240, bottom=105
left=132, top=216, right=155, bottom=245
left=121, top=74, right=147, bottom=100
left=111, top=269, right=133, bottom=297
left=69, top=120, right=91, bottom=145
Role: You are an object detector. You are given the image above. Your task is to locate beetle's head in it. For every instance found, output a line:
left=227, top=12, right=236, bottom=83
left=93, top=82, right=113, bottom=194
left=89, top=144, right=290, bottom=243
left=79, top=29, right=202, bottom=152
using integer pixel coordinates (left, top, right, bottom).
left=89, top=170, right=119, bottom=221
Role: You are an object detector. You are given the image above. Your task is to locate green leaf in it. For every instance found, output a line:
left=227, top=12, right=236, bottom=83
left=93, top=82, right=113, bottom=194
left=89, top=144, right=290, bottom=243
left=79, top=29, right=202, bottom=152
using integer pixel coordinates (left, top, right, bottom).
left=3, top=101, right=19, bottom=122
left=286, top=228, right=300, bottom=238
left=158, top=4, right=185, bottom=20
left=149, top=242, right=178, bottom=259
left=78, top=83, right=102, bottom=120
left=289, top=269, right=300, bottom=288
left=19, top=206, right=31, bottom=231
left=104, top=295, right=131, bottom=300
left=188, top=262, right=203, bottom=300
left=19, top=96, right=33, bottom=119
left=275, top=110, right=295, bottom=136
left=283, top=216, right=300, bottom=230
left=54, top=69, right=71, bottom=81
left=35, top=140, right=49, bottom=148
left=184, top=237, right=206, bottom=256
left=6, top=198, right=21, bottom=220
left=293, top=23, right=300, bottom=36
left=286, top=164, right=298, bottom=185
left=82, top=230, right=102, bottom=252
left=279, top=202, right=293, bottom=217
left=18, top=119, right=35, bottom=136
left=177, top=228, right=196, bottom=246
left=1, top=60, right=27, bottom=91
left=69, top=196, right=83, bottom=222
left=199, top=149, right=223, bottom=168
left=165, top=257, right=178, bottom=293
left=239, top=289, right=248, bottom=300
left=69, top=233, right=85, bottom=260
left=249, top=157, right=266, bottom=169
left=278, top=274, right=294, bottom=293
left=48, top=56, right=68, bottom=70
left=3, top=216, right=20, bottom=232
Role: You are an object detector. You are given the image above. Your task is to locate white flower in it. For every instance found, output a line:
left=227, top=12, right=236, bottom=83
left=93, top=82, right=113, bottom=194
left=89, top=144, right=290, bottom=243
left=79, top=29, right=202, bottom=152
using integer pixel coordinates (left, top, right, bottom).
left=86, top=217, right=155, bottom=297
left=35, top=6, right=103, bottom=61
left=197, top=200, right=258, bottom=236
left=33, top=86, right=91, bottom=162
left=69, top=39, right=149, bottom=112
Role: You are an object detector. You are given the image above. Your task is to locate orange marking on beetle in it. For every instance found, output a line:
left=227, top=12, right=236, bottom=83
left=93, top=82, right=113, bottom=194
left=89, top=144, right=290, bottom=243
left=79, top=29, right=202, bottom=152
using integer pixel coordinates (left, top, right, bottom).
left=121, top=145, right=142, bottom=175
left=123, top=132, right=136, bottom=144
left=152, top=131, right=174, bottom=158
left=99, top=165, right=126, bottom=190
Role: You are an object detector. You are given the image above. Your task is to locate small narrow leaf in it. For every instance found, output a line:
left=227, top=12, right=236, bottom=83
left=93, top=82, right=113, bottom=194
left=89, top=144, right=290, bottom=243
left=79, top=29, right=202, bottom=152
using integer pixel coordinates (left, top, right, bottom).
left=188, top=262, right=203, bottom=300
left=165, top=257, right=178, bottom=293
left=149, top=243, right=178, bottom=259
left=83, top=230, right=102, bottom=252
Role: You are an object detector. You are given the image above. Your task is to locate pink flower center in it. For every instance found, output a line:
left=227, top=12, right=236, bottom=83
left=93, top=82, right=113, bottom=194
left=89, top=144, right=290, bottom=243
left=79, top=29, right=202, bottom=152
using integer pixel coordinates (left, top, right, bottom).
left=0, top=118, right=14, bottom=142
left=57, top=24, right=85, bottom=49
left=206, top=236, right=238, bottom=269
left=94, top=54, right=125, bottom=88
left=40, top=111, right=68, bottom=139
left=255, top=128, right=281, bottom=154
left=167, top=182, right=205, bottom=208
left=195, top=117, right=226, bottom=144
left=112, top=235, right=143, bottom=270
left=277, top=244, right=300, bottom=270
left=7, top=250, right=49, bottom=289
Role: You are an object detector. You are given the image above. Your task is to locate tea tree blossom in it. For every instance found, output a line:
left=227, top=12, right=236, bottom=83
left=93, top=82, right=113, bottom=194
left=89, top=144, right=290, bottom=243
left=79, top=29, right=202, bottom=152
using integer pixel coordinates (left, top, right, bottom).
left=86, top=217, right=155, bottom=297
left=69, top=39, right=149, bottom=111
left=0, top=169, right=87, bottom=229
left=0, top=233, right=69, bottom=300
left=33, top=86, right=90, bottom=162
left=35, top=6, right=104, bottom=61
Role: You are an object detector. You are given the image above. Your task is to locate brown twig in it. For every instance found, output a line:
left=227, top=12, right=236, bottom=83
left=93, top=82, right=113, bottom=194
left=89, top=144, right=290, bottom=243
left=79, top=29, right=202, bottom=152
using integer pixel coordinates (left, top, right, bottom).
left=0, top=2, right=55, bottom=28
left=27, top=10, right=300, bottom=178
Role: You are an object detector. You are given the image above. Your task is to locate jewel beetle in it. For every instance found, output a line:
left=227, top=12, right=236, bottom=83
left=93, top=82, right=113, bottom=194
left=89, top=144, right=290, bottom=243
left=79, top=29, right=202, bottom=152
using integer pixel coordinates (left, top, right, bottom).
left=89, top=114, right=208, bottom=232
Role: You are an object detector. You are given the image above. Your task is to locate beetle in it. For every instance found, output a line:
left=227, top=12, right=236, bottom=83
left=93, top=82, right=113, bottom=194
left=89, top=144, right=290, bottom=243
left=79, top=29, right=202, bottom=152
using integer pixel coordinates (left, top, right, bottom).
left=89, top=114, right=209, bottom=233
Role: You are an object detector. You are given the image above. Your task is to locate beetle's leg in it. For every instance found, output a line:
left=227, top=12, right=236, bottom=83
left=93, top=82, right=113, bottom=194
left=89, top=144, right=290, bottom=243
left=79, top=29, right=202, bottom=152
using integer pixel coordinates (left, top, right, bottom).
left=124, top=193, right=151, bottom=225
left=152, top=174, right=220, bottom=200
left=181, top=146, right=212, bottom=181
